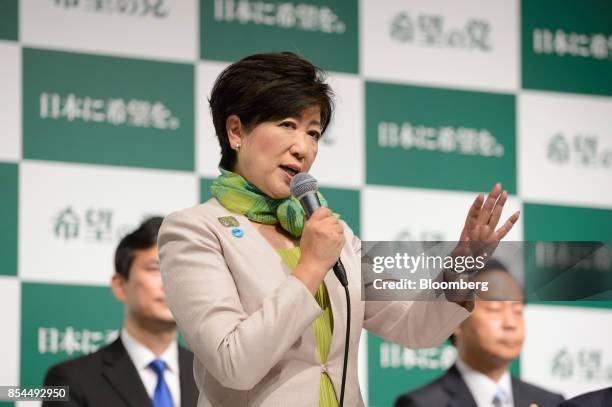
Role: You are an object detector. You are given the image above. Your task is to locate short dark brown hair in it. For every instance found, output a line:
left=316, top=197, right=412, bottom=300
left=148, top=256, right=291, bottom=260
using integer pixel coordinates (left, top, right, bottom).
left=209, top=52, right=334, bottom=170
left=114, top=216, right=163, bottom=280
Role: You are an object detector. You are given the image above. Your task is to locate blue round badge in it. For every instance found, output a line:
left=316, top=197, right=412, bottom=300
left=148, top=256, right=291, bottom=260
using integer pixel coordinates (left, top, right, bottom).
left=231, top=228, right=244, bottom=238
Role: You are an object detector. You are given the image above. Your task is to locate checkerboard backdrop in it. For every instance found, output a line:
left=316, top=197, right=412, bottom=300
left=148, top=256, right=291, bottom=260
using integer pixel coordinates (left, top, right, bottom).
left=1, top=1, right=611, bottom=406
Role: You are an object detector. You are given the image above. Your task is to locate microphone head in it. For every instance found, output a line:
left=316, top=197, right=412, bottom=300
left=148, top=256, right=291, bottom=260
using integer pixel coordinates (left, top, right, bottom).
left=290, top=172, right=318, bottom=199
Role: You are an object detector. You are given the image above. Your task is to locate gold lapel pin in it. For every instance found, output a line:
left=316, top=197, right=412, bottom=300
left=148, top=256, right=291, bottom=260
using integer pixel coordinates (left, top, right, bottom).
left=217, top=216, right=240, bottom=227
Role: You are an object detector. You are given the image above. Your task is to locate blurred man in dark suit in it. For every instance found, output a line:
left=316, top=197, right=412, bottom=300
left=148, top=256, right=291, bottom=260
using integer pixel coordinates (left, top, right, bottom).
left=395, top=260, right=564, bottom=407
left=43, top=217, right=198, bottom=407
left=558, top=387, right=612, bottom=406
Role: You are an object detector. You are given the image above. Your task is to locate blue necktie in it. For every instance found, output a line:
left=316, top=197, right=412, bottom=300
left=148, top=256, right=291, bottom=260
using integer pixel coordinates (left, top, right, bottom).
left=149, top=359, right=174, bottom=407
left=492, top=388, right=507, bottom=407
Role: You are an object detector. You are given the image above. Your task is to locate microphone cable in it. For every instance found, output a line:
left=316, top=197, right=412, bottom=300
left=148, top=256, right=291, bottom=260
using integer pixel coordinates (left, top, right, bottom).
left=338, top=261, right=350, bottom=407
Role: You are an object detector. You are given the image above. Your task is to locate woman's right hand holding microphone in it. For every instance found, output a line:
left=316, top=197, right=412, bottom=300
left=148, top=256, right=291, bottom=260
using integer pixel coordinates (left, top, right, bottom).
left=293, top=207, right=345, bottom=295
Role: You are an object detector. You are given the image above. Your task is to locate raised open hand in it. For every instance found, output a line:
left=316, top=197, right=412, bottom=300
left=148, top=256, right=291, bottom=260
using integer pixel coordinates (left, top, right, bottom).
left=459, top=182, right=520, bottom=244
left=448, top=183, right=521, bottom=272
left=444, top=183, right=520, bottom=307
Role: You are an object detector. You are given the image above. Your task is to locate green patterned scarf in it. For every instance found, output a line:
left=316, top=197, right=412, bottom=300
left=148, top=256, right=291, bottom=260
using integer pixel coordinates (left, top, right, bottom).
left=210, top=168, right=336, bottom=237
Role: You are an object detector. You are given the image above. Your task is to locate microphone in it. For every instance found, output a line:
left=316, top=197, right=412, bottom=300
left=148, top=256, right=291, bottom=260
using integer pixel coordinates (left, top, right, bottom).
left=290, top=173, right=349, bottom=287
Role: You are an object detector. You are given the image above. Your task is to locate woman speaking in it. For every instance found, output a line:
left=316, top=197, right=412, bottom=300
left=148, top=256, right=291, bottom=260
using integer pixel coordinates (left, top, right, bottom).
left=157, top=52, right=519, bottom=407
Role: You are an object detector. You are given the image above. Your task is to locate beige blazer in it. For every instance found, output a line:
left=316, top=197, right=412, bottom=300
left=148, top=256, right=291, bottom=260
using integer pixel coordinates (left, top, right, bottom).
left=158, top=198, right=470, bottom=407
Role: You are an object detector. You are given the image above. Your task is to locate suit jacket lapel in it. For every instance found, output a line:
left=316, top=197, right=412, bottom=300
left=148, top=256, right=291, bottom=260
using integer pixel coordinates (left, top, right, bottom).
left=179, top=346, right=198, bottom=407
left=102, top=338, right=153, bottom=407
left=213, top=200, right=294, bottom=282
left=441, top=365, right=478, bottom=407
left=213, top=199, right=346, bottom=362
left=512, top=376, right=538, bottom=407
left=215, top=197, right=352, bottom=366
left=604, top=388, right=612, bottom=405
left=511, top=376, right=523, bottom=406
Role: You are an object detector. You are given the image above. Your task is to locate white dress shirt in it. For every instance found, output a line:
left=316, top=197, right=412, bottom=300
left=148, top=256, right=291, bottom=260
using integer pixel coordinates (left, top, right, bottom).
left=120, top=327, right=181, bottom=407
left=455, top=357, right=514, bottom=407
